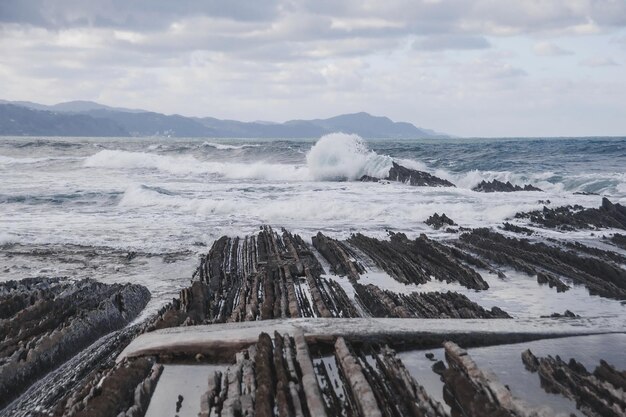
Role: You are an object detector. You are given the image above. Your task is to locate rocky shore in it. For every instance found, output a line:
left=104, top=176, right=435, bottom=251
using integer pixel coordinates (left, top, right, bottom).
left=3, top=213, right=626, bottom=416
left=0, top=278, right=150, bottom=410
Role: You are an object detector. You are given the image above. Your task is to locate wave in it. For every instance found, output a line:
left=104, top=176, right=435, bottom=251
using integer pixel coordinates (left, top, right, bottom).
left=84, top=149, right=307, bottom=180
left=306, top=133, right=393, bottom=180
left=80, top=134, right=626, bottom=197
left=201, top=141, right=261, bottom=150
left=0, top=155, right=56, bottom=165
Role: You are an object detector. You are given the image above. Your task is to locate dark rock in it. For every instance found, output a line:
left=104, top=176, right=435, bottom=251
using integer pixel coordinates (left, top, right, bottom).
left=359, top=175, right=380, bottom=182
left=536, top=272, right=570, bottom=293
left=425, top=352, right=435, bottom=361
left=425, top=213, right=457, bottom=229
left=353, top=283, right=510, bottom=318
left=472, top=179, right=543, bottom=192
left=432, top=360, right=446, bottom=375
left=501, top=222, right=534, bottom=236
left=541, top=310, right=580, bottom=318
left=348, top=232, right=489, bottom=290
left=312, top=232, right=364, bottom=281
left=515, top=198, right=626, bottom=230
left=574, top=191, right=599, bottom=196
left=521, top=350, right=626, bottom=416
left=387, top=162, right=455, bottom=187
left=458, top=228, right=626, bottom=300
left=0, top=278, right=150, bottom=410
left=609, top=233, right=626, bottom=250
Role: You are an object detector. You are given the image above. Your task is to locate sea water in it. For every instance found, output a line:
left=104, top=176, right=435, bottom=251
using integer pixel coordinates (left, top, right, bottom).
left=1, top=134, right=625, bottom=316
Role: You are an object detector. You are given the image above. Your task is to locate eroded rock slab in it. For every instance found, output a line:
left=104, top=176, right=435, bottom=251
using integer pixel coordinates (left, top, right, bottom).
left=522, top=350, right=626, bottom=417
left=0, top=278, right=150, bottom=410
left=515, top=198, right=626, bottom=231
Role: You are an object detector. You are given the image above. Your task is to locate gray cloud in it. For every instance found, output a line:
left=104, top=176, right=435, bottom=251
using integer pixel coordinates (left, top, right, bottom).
left=1, top=0, right=625, bottom=136
left=579, top=56, right=620, bottom=67
left=414, top=34, right=491, bottom=50
left=533, top=42, right=574, bottom=56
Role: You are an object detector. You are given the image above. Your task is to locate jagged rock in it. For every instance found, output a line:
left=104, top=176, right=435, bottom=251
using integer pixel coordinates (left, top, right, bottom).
left=515, top=198, right=626, bottom=230
left=443, top=341, right=556, bottom=417
left=0, top=278, right=150, bottom=410
left=425, top=213, right=457, bottom=229
left=353, top=284, right=510, bottom=319
left=540, top=310, right=579, bottom=318
left=536, top=272, right=570, bottom=293
left=359, top=162, right=455, bottom=187
left=348, top=232, right=489, bottom=290
left=458, top=228, right=626, bottom=300
left=609, top=233, right=626, bottom=250
left=521, top=349, right=626, bottom=416
left=312, top=232, right=364, bottom=281
left=502, top=222, right=534, bottom=236
left=473, top=179, right=543, bottom=192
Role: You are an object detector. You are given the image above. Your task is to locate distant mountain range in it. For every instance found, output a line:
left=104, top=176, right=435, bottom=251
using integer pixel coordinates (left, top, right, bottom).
left=0, top=99, right=448, bottom=138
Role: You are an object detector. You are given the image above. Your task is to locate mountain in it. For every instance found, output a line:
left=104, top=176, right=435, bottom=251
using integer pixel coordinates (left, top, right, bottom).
left=0, top=104, right=129, bottom=136
left=0, top=100, right=448, bottom=138
left=0, top=99, right=145, bottom=113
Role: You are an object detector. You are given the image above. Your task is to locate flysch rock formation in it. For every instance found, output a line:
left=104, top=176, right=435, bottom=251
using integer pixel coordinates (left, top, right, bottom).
left=0, top=278, right=150, bottom=410
left=360, top=161, right=455, bottom=187
left=515, top=198, right=626, bottom=231
left=473, top=179, right=543, bottom=192
left=4, top=223, right=626, bottom=417
left=522, top=350, right=626, bottom=417
left=457, top=228, right=626, bottom=300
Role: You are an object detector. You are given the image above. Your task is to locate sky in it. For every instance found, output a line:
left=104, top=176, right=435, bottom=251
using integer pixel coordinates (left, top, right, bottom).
left=0, top=0, right=625, bottom=137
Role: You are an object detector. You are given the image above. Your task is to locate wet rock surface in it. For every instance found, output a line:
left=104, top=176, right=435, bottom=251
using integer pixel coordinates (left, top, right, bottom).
left=522, top=350, right=626, bottom=417
left=515, top=198, right=626, bottom=231
left=348, top=232, right=489, bottom=290
left=473, top=179, right=543, bottom=192
left=609, top=233, right=626, bottom=250
left=0, top=278, right=150, bottom=410
left=426, top=213, right=457, bottom=229
left=5, top=224, right=626, bottom=416
left=359, top=162, right=455, bottom=187
left=457, top=228, right=626, bottom=300
left=386, top=162, right=455, bottom=187
left=353, top=284, right=511, bottom=319
left=441, top=341, right=557, bottom=417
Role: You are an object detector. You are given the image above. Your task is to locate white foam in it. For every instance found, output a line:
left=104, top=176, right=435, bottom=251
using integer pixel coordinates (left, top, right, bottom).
left=202, top=141, right=260, bottom=150
left=0, top=232, right=16, bottom=245
left=0, top=155, right=52, bottom=164
left=84, top=149, right=307, bottom=180
left=306, top=133, right=393, bottom=181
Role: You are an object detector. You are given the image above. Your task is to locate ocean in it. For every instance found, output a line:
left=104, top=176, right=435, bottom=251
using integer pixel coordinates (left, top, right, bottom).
left=1, top=133, right=625, bottom=317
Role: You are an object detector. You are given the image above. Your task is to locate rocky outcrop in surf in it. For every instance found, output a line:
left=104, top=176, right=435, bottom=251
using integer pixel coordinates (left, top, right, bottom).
left=472, top=179, right=542, bottom=192
left=0, top=278, right=150, bottom=410
left=425, top=213, right=456, bottom=229
left=515, top=197, right=626, bottom=230
left=360, top=162, right=455, bottom=187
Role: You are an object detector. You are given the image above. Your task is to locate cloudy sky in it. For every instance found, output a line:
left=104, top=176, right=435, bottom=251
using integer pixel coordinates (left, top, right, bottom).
left=1, top=0, right=625, bottom=137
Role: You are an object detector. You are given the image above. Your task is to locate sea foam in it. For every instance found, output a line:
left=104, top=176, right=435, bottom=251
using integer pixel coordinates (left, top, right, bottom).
left=306, top=133, right=393, bottom=180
